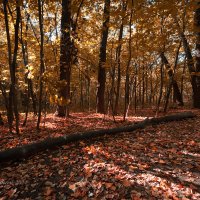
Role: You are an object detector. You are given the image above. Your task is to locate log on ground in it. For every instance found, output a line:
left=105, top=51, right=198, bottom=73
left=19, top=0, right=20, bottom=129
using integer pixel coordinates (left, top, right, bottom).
left=0, top=111, right=195, bottom=163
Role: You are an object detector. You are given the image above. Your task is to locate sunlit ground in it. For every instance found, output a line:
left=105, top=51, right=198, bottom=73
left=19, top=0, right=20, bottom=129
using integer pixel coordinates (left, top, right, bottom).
left=0, top=109, right=200, bottom=199
left=0, top=111, right=149, bottom=151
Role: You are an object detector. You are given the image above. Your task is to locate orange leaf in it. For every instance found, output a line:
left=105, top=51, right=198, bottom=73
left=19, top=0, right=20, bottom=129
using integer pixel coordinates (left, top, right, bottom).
left=159, top=159, right=166, bottom=164
left=139, top=164, right=150, bottom=170
left=69, top=184, right=76, bottom=191
left=110, top=185, right=116, bottom=191
left=105, top=182, right=113, bottom=189
left=52, top=157, right=59, bottom=162
left=129, top=165, right=137, bottom=170
left=44, top=187, right=54, bottom=196
left=7, top=189, right=17, bottom=198
left=122, top=179, right=132, bottom=187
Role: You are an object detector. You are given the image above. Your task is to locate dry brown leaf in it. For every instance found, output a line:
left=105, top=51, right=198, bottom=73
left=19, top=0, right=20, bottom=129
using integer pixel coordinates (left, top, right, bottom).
left=69, top=184, right=76, bottom=191
left=159, top=159, right=166, bottom=164
left=122, top=179, right=132, bottom=187
left=44, top=186, right=54, bottom=196
left=139, top=164, right=150, bottom=170
left=7, top=189, right=17, bottom=198
left=104, top=182, right=113, bottom=189
left=129, top=165, right=137, bottom=170
left=52, top=157, right=60, bottom=162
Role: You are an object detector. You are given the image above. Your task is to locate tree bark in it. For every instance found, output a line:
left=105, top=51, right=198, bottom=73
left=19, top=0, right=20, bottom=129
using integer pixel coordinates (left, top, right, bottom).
left=156, top=63, right=164, bottom=115
left=97, top=0, right=110, bottom=114
left=0, top=112, right=195, bottom=163
left=114, top=0, right=127, bottom=115
left=37, top=0, right=45, bottom=130
left=21, top=11, right=37, bottom=116
left=174, top=15, right=200, bottom=108
left=161, top=52, right=183, bottom=107
left=56, top=0, right=72, bottom=117
left=3, top=0, right=21, bottom=134
left=124, top=0, right=133, bottom=120
left=194, top=1, right=200, bottom=108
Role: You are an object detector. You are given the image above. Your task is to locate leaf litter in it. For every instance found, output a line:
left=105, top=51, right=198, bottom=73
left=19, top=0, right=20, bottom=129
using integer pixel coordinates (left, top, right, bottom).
left=0, top=109, right=200, bottom=199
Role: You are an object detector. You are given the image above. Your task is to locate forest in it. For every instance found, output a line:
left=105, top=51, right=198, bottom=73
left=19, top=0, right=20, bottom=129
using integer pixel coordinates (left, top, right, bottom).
left=0, top=0, right=200, bottom=199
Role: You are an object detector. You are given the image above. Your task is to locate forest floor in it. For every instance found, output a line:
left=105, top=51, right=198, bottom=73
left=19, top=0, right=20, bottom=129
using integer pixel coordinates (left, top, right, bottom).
left=0, top=109, right=200, bottom=199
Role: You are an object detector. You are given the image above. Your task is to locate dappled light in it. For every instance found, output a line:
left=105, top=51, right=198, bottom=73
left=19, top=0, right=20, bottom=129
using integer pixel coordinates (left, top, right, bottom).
left=1, top=110, right=200, bottom=199
left=0, top=112, right=146, bottom=151
left=1, top=0, right=200, bottom=199
left=181, top=150, right=200, bottom=158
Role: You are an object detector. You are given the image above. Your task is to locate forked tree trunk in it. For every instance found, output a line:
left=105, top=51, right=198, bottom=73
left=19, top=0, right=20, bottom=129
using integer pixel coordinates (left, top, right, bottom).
left=3, top=0, right=20, bottom=134
left=174, top=13, right=200, bottom=108
left=161, top=52, right=183, bottom=108
left=164, top=42, right=182, bottom=112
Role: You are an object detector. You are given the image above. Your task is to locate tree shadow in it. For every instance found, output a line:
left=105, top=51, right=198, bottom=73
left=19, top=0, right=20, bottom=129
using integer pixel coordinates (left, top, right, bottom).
left=0, top=112, right=200, bottom=199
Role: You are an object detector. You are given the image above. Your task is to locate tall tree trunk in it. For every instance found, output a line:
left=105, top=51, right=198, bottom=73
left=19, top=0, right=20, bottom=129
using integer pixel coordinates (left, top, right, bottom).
left=156, top=63, right=164, bottom=115
left=161, top=52, right=183, bottom=107
left=149, top=67, right=153, bottom=105
left=134, top=65, right=137, bottom=113
left=56, top=0, right=72, bottom=117
left=11, top=0, right=20, bottom=134
left=97, top=0, right=110, bottom=114
left=124, top=0, right=133, bottom=120
left=174, top=15, right=200, bottom=108
left=3, top=0, right=21, bottom=134
left=142, top=64, right=145, bottom=108
left=25, top=13, right=37, bottom=115
left=114, top=0, right=127, bottom=115
left=3, top=0, right=13, bottom=133
left=79, top=70, right=84, bottom=111
left=20, top=13, right=37, bottom=125
left=181, top=56, right=187, bottom=98
left=108, top=41, right=115, bottom=115
left=21, top=16, right=30, bottom=124
left=194, top=1, right=200, bottom=108
left=37, top=0, right=45, bottom=130
left=163, top=42, right=182, bottom=112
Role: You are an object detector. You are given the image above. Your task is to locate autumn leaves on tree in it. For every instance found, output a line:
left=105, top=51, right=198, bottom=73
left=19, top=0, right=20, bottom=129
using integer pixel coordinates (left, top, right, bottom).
left=1, top=0, right=200, bottom=132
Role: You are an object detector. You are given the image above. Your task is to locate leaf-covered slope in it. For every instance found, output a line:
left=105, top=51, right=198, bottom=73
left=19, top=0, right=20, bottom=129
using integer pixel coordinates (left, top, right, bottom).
left=0, top=111, right=200, bottom=199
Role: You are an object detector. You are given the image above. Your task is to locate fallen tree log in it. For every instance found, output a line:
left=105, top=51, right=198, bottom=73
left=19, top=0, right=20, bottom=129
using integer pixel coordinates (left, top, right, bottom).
left=0, top=112, right=196, bottom=163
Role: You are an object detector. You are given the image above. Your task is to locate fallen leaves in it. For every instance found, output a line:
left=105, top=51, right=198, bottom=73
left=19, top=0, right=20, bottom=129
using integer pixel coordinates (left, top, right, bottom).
left=0, top=110, right=200, bottom=199
left=104, top=182, right=113, bottom=189
left=122, top=179, right=132, bottom=187
left=7, top=188, right=17, bottom=198
left=52, top=157, right=60, bottom=162
left=138, top=163, right=150, bottom=170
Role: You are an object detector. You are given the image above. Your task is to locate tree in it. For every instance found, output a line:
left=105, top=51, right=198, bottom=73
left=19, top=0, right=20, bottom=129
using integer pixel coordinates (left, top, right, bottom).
left=193, top=0, right=200, bottom=108
left=56, top=0, right=72, bottom=117
left=173, top=0, right=200, bottom=108
left=97, top=0, right=110, bottom=114
left=3, top=0, right=21, bottom=133
left=37, top=0, right=45, bottom=130
left=161, top=52, right=183, bottom=107
left=124, top=0, right=134, bottom=120
left=114, top=0, right=128, bottom=115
